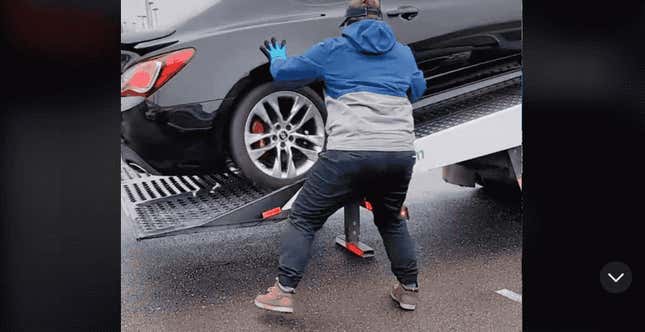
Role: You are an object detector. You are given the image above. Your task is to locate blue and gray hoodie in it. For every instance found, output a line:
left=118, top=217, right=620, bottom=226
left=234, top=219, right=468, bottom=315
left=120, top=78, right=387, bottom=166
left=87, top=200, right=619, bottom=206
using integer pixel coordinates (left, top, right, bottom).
left=270, top=19, right=427, bottom=151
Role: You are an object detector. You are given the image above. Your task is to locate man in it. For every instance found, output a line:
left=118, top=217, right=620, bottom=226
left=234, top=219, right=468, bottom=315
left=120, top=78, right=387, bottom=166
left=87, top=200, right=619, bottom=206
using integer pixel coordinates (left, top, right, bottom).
left=254, top=0, right=427, bottom=313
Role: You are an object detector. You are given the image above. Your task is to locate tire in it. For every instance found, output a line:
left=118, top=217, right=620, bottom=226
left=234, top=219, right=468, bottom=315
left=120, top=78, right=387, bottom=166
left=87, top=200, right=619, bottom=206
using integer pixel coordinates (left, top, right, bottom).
left=229, top=83, right=327, bottom=189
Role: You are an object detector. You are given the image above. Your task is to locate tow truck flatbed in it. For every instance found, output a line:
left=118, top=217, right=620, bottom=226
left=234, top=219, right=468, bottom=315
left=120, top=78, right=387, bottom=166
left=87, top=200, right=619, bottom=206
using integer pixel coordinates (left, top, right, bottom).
left=122, top=70, right=522, bottom=242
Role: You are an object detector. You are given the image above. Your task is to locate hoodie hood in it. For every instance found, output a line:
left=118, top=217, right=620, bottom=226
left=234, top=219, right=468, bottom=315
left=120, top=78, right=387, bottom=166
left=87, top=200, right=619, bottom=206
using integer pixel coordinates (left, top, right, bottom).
left=342, top=19, right=397, bottom=55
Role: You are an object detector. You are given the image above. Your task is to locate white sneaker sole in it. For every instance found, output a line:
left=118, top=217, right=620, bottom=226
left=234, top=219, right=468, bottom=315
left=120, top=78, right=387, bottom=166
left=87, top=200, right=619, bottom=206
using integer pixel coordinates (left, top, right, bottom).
left=390, top=291, right=416, bottom=311
left=254, top=299, right=294, bottom=313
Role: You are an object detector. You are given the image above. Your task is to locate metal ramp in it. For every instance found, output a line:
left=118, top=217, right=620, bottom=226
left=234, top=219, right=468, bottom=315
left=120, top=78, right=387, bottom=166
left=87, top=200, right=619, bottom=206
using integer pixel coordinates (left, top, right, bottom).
left=121, top=71, right=521, bottom=242
left=121, top=163, right=301, bottom=239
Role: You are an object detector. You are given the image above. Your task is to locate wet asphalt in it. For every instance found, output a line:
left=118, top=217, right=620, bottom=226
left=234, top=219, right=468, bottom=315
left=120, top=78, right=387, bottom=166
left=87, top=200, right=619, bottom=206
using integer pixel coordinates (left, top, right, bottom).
left=121, top=168, right=522, bottom=331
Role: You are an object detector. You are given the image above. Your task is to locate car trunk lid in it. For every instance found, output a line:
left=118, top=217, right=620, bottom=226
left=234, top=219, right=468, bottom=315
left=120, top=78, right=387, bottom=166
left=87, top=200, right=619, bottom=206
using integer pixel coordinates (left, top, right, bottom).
left=121, top=29, right=177, bottom=72
left=121, top=28, right=175, bottom=46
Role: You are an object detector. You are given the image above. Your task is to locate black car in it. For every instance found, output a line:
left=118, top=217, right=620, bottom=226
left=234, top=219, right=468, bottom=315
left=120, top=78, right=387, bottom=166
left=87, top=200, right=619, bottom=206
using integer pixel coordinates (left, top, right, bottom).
left=121, top=0, right=521, bottom=189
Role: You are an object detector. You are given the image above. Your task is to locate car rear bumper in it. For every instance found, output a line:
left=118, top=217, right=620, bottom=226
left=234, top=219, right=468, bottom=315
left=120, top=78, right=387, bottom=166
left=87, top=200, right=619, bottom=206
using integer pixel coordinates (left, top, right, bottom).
left=121, top=141, right=161, bottom=175
left=120, top=97, right=229, bottom=175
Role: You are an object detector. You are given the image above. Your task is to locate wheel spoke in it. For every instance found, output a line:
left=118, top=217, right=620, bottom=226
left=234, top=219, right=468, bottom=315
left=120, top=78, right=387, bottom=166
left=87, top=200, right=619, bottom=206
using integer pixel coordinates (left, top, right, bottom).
left=286, top=96, right=305, bottom=125
left=292, top=144, right=319, bottom=161
left=292, top=133, right=324, bottom=147
left=285, top=147, right=297, bottom=178
left=293, top=107, right=315, bottom=131
left=271, top=148, right=283, bottom=177
left=252, top=104, right=275, bottom=130
left=248, top=142, right=276, bottom=161
left=245, top=132, right=273, bottom=145
left=267, top=95, right=284, bottom=124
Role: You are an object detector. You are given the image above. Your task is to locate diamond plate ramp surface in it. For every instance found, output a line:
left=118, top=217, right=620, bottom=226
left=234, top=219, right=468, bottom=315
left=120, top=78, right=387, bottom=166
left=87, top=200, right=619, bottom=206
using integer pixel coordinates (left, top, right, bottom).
left=414, top=78, right=521, bottom=138
left=121, top=163, right=274, bottom=239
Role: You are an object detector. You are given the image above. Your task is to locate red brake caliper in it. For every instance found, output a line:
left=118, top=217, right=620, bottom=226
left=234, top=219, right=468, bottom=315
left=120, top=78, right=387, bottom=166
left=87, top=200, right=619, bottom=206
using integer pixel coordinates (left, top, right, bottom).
left=251, top=120, right=266, bottom=148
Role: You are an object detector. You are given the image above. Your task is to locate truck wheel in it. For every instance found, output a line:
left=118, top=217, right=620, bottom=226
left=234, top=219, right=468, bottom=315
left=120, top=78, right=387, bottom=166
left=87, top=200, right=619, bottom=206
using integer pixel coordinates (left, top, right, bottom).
left=229, top=83, right=326, bottom=189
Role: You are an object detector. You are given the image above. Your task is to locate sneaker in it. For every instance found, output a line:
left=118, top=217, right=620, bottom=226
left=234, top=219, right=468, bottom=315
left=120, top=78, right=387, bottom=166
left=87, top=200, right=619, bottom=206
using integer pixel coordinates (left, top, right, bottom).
left=390, top=283, right=419, bottom=311
left=254, top=280, right=294, bottom=313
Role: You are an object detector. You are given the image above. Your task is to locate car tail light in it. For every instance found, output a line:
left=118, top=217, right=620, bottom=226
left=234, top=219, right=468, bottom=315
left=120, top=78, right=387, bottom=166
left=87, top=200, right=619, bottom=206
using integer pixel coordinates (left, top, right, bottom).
left=121, top=48, right=195, bottom=97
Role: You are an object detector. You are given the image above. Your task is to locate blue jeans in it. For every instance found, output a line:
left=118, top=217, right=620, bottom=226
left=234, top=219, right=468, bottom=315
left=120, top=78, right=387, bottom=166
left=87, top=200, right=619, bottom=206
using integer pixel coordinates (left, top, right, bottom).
left=278, top=150, right=418, bottom=289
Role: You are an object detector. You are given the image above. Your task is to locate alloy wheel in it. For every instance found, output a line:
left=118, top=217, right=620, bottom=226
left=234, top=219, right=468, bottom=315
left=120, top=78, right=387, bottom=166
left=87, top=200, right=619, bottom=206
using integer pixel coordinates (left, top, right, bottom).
left=243, top=91, right=325, bottom=179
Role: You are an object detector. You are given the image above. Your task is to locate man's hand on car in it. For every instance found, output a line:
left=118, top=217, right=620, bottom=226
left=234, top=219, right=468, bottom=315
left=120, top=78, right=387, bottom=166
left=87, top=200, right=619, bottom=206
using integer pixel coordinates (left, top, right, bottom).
left=260, top=37, right=287, bottom=62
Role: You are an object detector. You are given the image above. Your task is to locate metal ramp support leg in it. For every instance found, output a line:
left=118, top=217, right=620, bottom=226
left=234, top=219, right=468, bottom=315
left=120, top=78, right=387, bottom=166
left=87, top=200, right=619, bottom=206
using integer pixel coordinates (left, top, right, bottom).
left=335, top=202, right=375, bottom=258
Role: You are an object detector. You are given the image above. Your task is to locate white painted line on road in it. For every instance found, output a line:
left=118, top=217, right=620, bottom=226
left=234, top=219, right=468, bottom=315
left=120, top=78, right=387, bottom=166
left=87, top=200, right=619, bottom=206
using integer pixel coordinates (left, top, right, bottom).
left=495, top=289, right=522, bottom=303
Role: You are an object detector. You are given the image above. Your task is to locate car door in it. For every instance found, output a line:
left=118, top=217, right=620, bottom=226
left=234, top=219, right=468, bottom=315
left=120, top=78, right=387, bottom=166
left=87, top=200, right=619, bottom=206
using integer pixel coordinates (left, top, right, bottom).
left=384, top=0, right=521, bottom=45
left=383, top=0, right=521, bottom=97
left=290, top=0, right=355, bottom=47
left=381, top=0, right=427, bottom=44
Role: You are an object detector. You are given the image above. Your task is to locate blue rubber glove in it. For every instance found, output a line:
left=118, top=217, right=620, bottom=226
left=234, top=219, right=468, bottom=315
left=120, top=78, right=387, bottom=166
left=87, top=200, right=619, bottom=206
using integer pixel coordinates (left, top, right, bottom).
left=260, top=37, right=287, bottom=62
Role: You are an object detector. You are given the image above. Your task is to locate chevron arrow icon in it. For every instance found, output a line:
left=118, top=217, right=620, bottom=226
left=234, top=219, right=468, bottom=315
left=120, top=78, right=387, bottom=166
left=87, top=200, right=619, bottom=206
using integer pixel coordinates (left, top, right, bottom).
left=608, top=273, right=624, bottom=283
